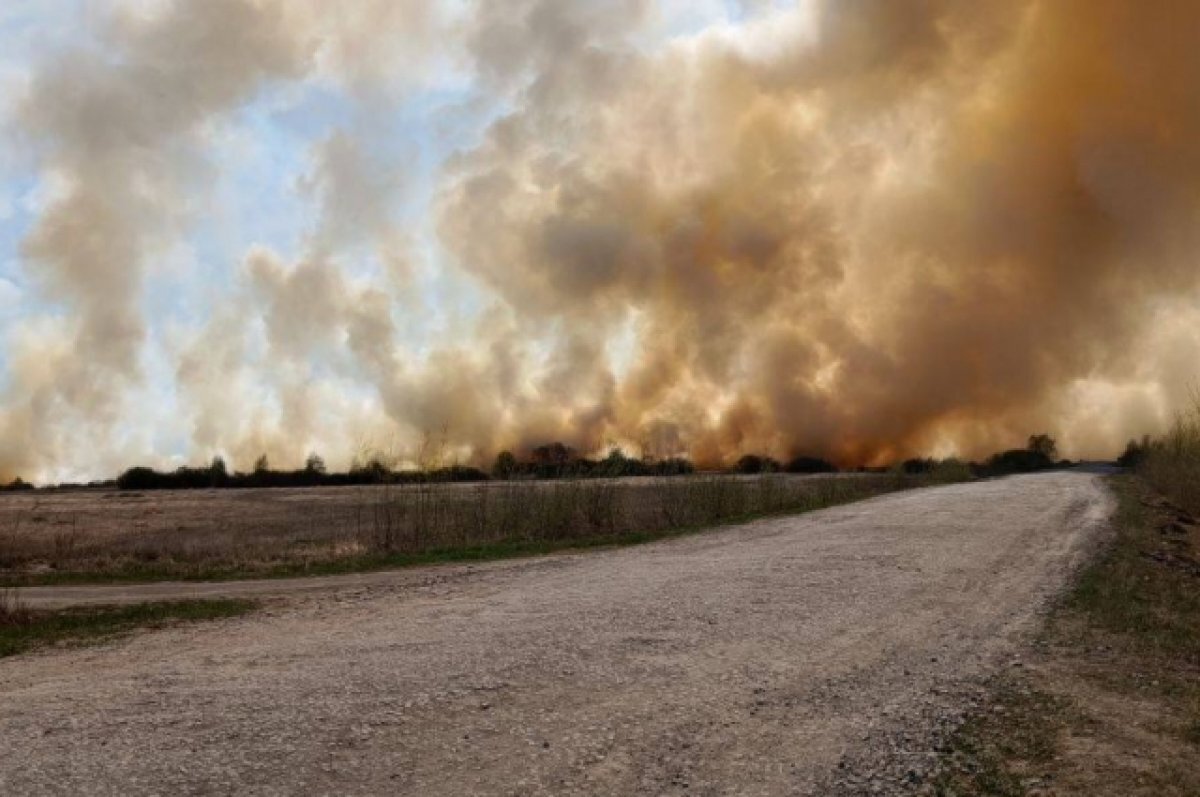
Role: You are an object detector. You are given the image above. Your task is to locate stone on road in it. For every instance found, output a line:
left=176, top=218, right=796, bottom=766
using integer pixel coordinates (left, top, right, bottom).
left=0, top=471, right=1113, bottom=796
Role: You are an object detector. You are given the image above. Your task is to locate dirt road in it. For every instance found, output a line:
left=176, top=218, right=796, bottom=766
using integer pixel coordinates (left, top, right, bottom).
left=0, top=471, right=1113, bottom=795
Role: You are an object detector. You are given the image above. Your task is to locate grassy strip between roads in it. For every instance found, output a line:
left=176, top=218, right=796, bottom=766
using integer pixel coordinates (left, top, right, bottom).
left=925, top=474, right=1200, bottom=796
left=0, top=596, right=256, bottom=659
left=1, top=477, right=949, bottom=587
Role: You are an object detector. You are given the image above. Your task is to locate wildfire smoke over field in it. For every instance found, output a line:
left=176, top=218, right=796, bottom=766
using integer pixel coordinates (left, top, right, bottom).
left=1, top=0, right=1199, bottom=482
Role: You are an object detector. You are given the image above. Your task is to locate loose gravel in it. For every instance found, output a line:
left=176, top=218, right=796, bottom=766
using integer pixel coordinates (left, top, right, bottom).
left=0, top=471, right=1113, bottom=796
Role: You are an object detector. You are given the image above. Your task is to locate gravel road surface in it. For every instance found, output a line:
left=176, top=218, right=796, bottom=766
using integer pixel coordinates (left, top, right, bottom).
left=0, top=471, right=1113, bottom=795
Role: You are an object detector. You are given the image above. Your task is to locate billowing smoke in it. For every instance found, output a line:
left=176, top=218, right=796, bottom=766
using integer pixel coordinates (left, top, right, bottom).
left=4, top=0, right=1200, bottom=481
left=0, top=0, right=315, bottom=481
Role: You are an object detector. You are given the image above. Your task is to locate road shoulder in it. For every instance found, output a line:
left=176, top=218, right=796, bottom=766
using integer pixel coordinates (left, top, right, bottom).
left=924, top=474, right=1200, bottom=795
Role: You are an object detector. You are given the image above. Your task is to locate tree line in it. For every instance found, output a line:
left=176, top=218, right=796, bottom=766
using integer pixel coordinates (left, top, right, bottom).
left=0, top=433, right=1067, bottom=492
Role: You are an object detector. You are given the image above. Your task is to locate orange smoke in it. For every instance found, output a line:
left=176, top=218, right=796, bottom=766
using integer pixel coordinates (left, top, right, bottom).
left=3, top=1, right=1200, bottom=481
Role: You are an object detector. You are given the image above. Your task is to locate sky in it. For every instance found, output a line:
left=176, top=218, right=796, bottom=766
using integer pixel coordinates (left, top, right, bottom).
left=1, top=0, right=1199, bottom=484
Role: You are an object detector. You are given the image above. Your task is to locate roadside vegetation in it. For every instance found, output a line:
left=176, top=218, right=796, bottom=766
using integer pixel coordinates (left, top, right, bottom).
left=927, top=408, right=1200, bottom=795
left=0, top=591, right=254, bottom=658
left=0, top=433, right=1067, bottom=586
left=1, top=471, right=959, bottom=586
left=1128, top=396, right=1200, bottom=517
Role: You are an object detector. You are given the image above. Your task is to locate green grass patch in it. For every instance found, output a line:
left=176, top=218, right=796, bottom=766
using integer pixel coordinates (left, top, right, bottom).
left=1066, top=477, right=1200, bottom=660
left=928, top=681, right=1070, bottom=797
left=0, top=598, right=256, bottom=658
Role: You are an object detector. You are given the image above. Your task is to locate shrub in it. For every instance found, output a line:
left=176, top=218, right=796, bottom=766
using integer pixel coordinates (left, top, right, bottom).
left=531, top=442, right=574, bottom=466
left=900, top=458, right=936, bottom=475
left=349, top=457, right=392, bottom=484
left=929, top=458, right=973, bottom=483
left=735, top=454, right=781, bottom=474
left=597, top=448, right=647, bottom=478
left=652, top=457, right=695, bottom=476
left=1140, top=398, right=1200, bottom=516
left=209, top=456, right=229, bottom=487
left=784, top=456, right=837, bottom=474
left=492, top=451, right=518, bottom=479
left=1117, top=437, right=1151, bottom=468
left=977, top=434, right=1061, bottom=477
left=982, top=448, right=1055, bottom=476
left=117, top=467, right=164, bottom=490
left=428, top=466, right=489, bottom=483
left=1027, top=434, right=1059, bottom=461
left=304, top=453, right=327, bottom=476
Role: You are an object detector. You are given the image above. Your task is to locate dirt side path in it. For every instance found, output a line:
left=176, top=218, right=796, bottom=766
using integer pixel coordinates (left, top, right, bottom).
left=0, top=472, right=1113, bottom=796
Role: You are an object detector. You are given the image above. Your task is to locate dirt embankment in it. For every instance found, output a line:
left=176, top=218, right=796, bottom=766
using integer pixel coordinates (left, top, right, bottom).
left=0, top=471, right=1112, bottom=796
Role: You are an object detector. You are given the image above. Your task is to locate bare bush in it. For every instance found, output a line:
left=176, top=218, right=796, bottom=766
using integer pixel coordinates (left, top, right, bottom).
left=1140, top=396, right=1200, bottom=516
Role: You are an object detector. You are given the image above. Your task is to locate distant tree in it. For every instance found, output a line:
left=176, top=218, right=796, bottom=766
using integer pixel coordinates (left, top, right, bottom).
left=784, top=456, right=837, bottom=474
left=736, top=455, right=762, bottom=474
left=531, top=442, right=574, bottom=466
left=253, top=454, right=270, bottom=474
left=492, top=450, right=517, bottom=479
left=304, top=453, right=327, bottom=475
left=735, top=454, right=780, bottom=474
left=208, top=456, right=229, bottom=487
left=1027, top=434, right=1058, bottom=461
left=595, top=448, right=655, bottom=478
left=984, top=441, right=1057, bottom=476
left=432, top=465, right=489, bottom=483
left=1117, top=436, right=1151, bottom=468
left=350, top=455, right=390, bottom=484
left=117, top=467, right=160, bottom=490
left=652, top=457, right=694, bottom=476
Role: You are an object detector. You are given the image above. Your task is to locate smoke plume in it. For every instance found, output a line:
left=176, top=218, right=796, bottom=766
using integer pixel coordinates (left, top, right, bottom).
left=3, top=0, right=1200, bottom=481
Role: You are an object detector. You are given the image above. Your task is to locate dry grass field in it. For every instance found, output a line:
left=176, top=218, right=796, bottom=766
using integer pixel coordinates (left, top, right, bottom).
left=0, top=473, right=929, bottom=584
